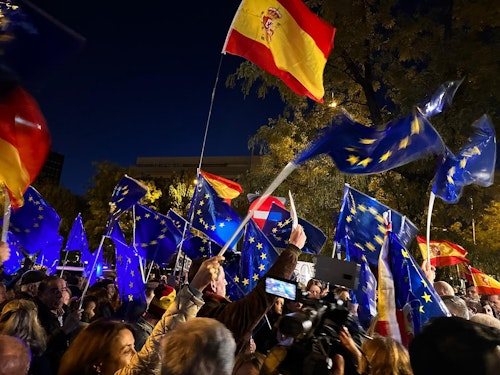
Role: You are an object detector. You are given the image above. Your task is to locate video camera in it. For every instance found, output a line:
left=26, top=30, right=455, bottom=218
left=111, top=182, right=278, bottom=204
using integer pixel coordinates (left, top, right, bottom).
left=264, top=273, right=364, bottom=375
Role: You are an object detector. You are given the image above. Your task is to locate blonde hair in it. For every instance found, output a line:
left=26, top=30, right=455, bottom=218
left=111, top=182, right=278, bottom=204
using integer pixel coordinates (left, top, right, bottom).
left=0, top=299, right=47, bottom=356
left=359, top=335, right=413, bottom=375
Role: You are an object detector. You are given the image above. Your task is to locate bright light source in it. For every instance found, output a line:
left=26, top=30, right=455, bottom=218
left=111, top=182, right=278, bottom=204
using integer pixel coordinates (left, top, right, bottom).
left=328, top=101, right=337, bottom=108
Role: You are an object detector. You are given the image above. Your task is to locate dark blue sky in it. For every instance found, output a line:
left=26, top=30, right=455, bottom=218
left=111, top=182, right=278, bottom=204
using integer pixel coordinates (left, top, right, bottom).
left=19, top=0, right=283, bottom=195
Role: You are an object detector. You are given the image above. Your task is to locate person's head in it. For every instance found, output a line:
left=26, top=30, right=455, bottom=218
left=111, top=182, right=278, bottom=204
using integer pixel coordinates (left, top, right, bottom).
left=409, top=316, right=500, bottom=375
left=58, top=319, right=136, bottom=375
left=284, top=299, right=303, bottom=313
left=306, top=279, right=323, bottom=299
left=189, top=257, right=227, bottom=297
left=0, top=299, right=47, bottom=356
left=19, top=270, right=46, bottom=297
left=441, top=295, right=469, bottom=319
left=333, top=286, right=351, bottom=302
left=81, top=295, right=98, bottom=322
left=232, top=351, right=266, bottom=375
left=358, top=335, right=413, bottom=375
left=487, top=294, right=500, bottom=315
left=466, top=285, right=480, bottom=301
left=470, top=313, right=500, bottom=330
left=433, top=280, right=455, bottom=296
left=0, top=334, right=31, bottom=375
left=481, top=301, right=495, bottom=316
left=160, top=317, right=236, bottom=375
left=37, top=275, right=68, bottom=312
left=273, top=297, right=285, bottom=315
left=148, top=284, right=176, bottom=318
left=62, top=287, right=72, bottom=306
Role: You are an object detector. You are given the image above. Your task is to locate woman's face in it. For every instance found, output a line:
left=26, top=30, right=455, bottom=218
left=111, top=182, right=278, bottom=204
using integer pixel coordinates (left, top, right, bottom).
left=102, top=329, right=136, bottom=374
left=85, top=301, right=97, bottom=320
left=274, top=298, right=284, bottom=315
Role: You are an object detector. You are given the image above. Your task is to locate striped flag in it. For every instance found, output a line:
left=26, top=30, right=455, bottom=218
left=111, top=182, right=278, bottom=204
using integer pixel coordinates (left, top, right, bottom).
left=416, top=236, right=469, bottom=267
left=223, top=0, right=335, bottom=102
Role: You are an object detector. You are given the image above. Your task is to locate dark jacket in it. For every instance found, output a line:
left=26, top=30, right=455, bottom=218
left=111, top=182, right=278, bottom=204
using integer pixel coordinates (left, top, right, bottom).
left=197, top=244, right=301, bottom=354
left=34, top=298, right=70, bottom=375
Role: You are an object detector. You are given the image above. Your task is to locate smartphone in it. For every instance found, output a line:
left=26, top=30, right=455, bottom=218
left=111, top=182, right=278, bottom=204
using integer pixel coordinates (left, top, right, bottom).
left=265, top=276, right=298, bottom=301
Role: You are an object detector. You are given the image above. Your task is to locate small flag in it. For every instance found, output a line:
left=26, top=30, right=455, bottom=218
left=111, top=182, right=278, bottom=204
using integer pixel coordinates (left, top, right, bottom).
left=133, top=204, right=182, bottom=265
left=187, top=173, right=243, bottom=249
left=106, top=175, right=148, bottom=235
left=2, top=232, right=25, bottom=275
left=432, top=114, right=496, bottom=203
left=334, top=185, right=418, bottom=267
left=200, top=170, right=243, bottom=202
left=417, top=79, right=464, bottom=118
left=222, top=0, right=336, bottom=102
left=416, top=236, right=469, bottom=267
left=261, top=203, right=326, bottom=254
left=469, top=266, right=500, bottom=295
left=180, top=234, right=222, bottom=259
left=65, top=213, right=88, bottom=253
left=237, top=219, right=279, bottom=295
left=111, top=222, right=146, bottom=303
left=7, top=186, right=61, bottom=255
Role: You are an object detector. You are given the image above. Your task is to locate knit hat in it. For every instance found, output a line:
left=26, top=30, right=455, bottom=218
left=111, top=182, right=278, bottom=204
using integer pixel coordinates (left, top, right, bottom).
left=148, top=284, right=176, bottom=318
left=20, top=270, right=46, bottom=285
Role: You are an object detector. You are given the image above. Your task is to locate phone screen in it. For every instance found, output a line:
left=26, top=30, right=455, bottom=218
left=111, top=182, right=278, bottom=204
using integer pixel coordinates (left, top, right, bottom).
left=265, top=277, right=297, bottom=300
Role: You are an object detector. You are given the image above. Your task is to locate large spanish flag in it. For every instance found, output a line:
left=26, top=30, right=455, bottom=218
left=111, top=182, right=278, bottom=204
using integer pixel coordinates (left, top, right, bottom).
left=223, top=0, right=336, bottom=102
left=416, top=236, right=469, bottom=267
left=0, top=86, right=51, bottom=209
left=469, top=266, right=500, bottom=295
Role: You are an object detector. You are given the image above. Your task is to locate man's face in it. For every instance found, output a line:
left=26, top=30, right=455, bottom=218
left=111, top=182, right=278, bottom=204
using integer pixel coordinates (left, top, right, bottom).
left=213, top=266, right=227, bottom=297
left=488, top=295, right=500, bottom=314
left=40, top=278, right=68, bottom=312
left=466, top=286, right=479, bottom=301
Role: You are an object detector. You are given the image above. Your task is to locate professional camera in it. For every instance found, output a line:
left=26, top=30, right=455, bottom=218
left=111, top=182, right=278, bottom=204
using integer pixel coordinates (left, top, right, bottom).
left=264, top=277, right=365, bottom=375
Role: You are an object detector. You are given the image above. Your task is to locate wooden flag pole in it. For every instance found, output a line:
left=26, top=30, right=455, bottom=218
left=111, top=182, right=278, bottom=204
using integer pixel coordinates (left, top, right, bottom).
left=2, top=189, right=11, bottom=242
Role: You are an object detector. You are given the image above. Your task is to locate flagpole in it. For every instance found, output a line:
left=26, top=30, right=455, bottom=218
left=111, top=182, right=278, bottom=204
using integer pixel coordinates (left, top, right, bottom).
left=79, top=234, right=106, bottom=309
left=425, top=192, right=436, bottom=262
left=218, top=161, right=298, bottom=256
left=59, top=250, right=70, bottom=277
left=2, top=189, right=11, bottom=242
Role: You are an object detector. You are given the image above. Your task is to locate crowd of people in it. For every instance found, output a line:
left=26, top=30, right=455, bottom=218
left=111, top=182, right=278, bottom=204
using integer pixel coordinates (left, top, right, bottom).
left=0, top=229, right=500, bottom=375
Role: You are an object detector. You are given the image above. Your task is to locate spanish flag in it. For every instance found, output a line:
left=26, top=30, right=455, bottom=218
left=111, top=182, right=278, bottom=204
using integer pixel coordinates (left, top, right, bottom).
left=0, top=86, right=50, bottom=209
left=469, top=266, right=500, bottom=295
left=200, top=170, right=243, bottom=202
left=223, top=0, right=336, bottom=103
left=416, top=236, right=469, bottom=267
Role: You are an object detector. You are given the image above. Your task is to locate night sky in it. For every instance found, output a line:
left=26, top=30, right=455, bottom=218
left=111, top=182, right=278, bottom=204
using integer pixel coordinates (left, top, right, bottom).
left=14, top=0, right=284, bottom=195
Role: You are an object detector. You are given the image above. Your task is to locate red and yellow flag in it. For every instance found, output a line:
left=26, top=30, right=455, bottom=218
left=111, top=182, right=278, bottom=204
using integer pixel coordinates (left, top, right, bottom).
left=223, top=0, right=336, bottom=102
left=469, top=266, right=500, bottom=295
left=416, top=236, right=469, bottom=267
left=200, top=170, right=242, bottom=202
left=0, top=86, right=51, bottom=209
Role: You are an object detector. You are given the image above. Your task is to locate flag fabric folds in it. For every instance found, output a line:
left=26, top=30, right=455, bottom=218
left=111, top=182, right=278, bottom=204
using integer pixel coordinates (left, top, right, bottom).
left=35, top=235, right=63, bottom=275
left=334, top=185, right=418, bottom=267
left=222, top=0, right=336, bottom=102
left=235, top=219, right=279, bottom=295
left=343, top=237, right=377, bottom=331
left=432, top=114, right=496, bottom=203
left=180, top=234, right=222, bottom=260
left=261, top=202, right=326, bottom=254
left=416, top=236, right=469, bottom=267
left=2, top=232, right=25, bottom=275
left=417, top=79, right=464, bottom=118
left=469, top=266, right=500, bottom=295
left=106, top=175, right=148, bottom=235
left=188, top=174, right=243, bottom=249
left=65, top=213, right=89, bottom=253
left=110, top=223, right=146, bottom=303
left=0, top=86, right=50, bottom=209
left=7, top=186, right=61, bottom=256
left=293, top=111, right=445, bottom=173
left=133, top=204, right=182, bottom=265
left=223, top=250, right=246, bottom=301
left=378, top=232, right=449, bottom=347
left=200, top=170, right=243, bottom=201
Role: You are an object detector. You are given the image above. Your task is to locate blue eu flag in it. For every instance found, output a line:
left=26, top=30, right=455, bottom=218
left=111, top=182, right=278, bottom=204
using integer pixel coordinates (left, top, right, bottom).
left=187, top=174, right=243, bottom=249
left=133, top=204, right=182, bottom=265
left=223, top=250, right=246, bottom=301
left=3, top=232, right=25, bottom=275
left=294, top=111, right=445, bottom=174
left=110, top=223, right=146, bottom=303
left=261, top=203, right=326, bottom=254
left=7, top=186, right=61, bottom=256
left=106, top=175, right=148, bottom=235
left=432, top=114, right=496, bottom=203
left=335, top=184, right=418, bottom=267
left=237, top=220, right=279, bottom=295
